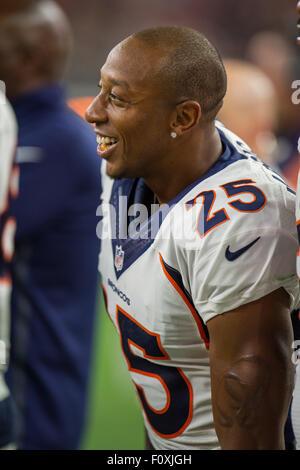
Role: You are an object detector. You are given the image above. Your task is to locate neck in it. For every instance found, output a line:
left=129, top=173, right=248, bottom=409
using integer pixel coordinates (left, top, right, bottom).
left=7, top=77, right=58, bottom=101
left=145, top=122, right=223, bottom=205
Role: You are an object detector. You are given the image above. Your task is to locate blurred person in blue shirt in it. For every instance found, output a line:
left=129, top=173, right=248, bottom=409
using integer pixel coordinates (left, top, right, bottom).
left=0, top=0, right=101, bottom=450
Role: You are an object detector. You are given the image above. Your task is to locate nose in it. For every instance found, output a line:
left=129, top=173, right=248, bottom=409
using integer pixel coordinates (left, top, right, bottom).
left=85, top=94, right=108, bottom=124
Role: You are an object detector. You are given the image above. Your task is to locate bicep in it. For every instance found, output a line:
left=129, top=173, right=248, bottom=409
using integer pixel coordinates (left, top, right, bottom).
left=207, top=288, right=295, bottom=449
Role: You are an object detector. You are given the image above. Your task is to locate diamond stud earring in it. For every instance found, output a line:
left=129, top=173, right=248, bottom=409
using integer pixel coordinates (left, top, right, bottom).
left=170, top=131, right=177, bottom=139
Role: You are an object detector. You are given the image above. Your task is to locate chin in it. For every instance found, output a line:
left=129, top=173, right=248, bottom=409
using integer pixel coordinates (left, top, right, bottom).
left=106, top=162, right=138, bottom=180
left=105, top=162, right=125, bottom=180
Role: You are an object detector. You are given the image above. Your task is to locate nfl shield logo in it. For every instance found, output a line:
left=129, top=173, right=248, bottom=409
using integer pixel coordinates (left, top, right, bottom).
left=115, top=245, right=125, bottom=271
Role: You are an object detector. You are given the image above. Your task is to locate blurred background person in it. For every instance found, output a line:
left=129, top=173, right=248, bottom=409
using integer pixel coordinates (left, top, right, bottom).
left=0, top=0, right=101, bottom=450
left=291, top=0, right=300, bottom=451
left=247, top=30, right=300, bottom=189
left=218, top=59, right=279, bottom=166
left=0, top=87, right=18, bottom=449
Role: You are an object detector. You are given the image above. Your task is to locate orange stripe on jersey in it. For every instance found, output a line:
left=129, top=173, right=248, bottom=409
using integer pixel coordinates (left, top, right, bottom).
left=1, top=217, right=16, bottom=263
left=159, top=253, right=210, bottom=350
left=0, top=276, right=12, bottom=286
left=297, top=220, right=300, bottom=258
left=10, top=165, right=20, bottom=200
left=101, top=283, right=114, bottom=324
left=0, top=195, right=9, bottom=217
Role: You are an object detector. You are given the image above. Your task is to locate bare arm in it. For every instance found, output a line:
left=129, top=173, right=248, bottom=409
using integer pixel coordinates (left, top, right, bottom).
left=207, top=288, right=295, bottom=449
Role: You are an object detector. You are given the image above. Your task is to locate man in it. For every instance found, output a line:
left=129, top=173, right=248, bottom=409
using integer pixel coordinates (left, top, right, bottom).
left=291, top=0, right=300, bottom=450
left=86, top=26, right=299, bottom=450
left=0, top=88, right=18, bottom=448
left=0, top=1, right=101, bottom=449
left=218, top=59, right=278, bottom=166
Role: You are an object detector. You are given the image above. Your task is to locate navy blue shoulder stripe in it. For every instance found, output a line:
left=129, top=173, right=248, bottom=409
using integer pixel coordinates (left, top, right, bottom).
left=159, top=253, right=210, bottom=349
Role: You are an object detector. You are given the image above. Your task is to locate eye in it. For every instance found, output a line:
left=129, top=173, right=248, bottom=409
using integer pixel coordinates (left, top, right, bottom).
left=110, top=92, right=126, bottom=106
left=97, top=82, right=127, bottom=106
left=110, top=92, right=120, bottom=100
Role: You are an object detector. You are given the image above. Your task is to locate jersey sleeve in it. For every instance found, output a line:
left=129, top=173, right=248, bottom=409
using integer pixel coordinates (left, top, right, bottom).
left=295, top=143, right=300, bottom=280
left=0, top=93, right=17, bottom=406
left=183, top=189, right=300, bottom=325
left=0, top=93, right=17, bottom=214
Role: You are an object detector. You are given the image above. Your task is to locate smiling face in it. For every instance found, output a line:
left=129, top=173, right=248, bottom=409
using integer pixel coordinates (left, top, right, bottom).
left=85, top=38, right=177, bottom=180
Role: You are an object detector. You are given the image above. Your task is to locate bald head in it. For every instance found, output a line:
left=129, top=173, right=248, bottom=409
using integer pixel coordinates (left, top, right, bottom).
left=0, top=0, right=72, bottom=98
left=218, top=60, right=277, bottom=160
left=128, top=26, right=227, bottom=121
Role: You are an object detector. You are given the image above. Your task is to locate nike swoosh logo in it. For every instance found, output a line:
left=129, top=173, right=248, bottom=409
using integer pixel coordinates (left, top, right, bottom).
left=225, top=237, right=261, bottom=261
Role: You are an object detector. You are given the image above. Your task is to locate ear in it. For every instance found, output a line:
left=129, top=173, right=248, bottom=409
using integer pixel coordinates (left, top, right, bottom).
left=170, top=100, right=202, bottom=136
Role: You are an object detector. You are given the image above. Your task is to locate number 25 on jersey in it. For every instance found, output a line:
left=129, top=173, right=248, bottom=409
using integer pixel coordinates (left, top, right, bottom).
left=185, top=179, right=267, bottom=238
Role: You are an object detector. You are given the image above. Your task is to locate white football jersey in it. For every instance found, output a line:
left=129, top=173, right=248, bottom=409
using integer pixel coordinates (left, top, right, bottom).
left=0, top=93, right=16, bottom=211
left=296, top=138, right=300, bottom=280
left=0, top=91, right=17, bottom=401
left=292, top=363, right=300, bottom=450
left=98, top=121, right=300, bottom=450
left=292, top=138, right=300, bottom=449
